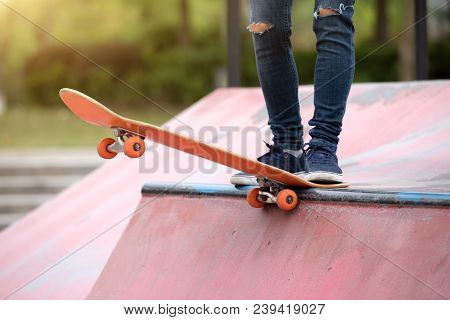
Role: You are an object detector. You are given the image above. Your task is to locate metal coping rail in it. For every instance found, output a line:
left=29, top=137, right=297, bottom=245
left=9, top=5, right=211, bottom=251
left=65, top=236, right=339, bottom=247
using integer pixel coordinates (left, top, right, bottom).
left=141, top=183, right=450, bottom=207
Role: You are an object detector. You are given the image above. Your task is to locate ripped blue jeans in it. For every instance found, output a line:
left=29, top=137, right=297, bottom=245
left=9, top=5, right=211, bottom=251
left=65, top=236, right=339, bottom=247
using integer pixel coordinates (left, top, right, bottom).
left=248, top=0, right=355, bottom=152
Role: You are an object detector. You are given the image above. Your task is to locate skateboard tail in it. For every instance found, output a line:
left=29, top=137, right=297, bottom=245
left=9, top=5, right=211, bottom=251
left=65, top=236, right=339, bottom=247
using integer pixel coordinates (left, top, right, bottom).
left=60, top=88, right=124, bottom=128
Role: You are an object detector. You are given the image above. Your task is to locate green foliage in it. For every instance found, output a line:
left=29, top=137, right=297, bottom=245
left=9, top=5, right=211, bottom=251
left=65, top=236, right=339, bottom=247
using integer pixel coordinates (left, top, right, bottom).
left=22, top=43, right=144, bottom=105
left=1, top=0, right=449, bottom=110
left=429, top=36, right=450, bottom=79
left=353, top=41, right=398, bottom=82
left=19, top=10, right=226, bottom=107
left=146, top=46, right=224, bottom=104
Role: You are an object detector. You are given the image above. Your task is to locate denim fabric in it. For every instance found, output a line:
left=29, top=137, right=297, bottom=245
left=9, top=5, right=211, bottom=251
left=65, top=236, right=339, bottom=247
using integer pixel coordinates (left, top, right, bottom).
left=249, top=0, right=355, bottom=152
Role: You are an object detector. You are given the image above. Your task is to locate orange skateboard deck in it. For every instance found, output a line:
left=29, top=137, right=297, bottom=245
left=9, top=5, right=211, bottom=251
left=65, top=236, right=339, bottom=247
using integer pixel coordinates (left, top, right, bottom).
left=60, top=88, right=348, bottom=211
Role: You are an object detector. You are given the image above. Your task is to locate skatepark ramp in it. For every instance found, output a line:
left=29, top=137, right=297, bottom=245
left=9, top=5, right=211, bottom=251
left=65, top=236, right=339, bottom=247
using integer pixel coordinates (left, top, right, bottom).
left=0, top=81, right=449, bottom=299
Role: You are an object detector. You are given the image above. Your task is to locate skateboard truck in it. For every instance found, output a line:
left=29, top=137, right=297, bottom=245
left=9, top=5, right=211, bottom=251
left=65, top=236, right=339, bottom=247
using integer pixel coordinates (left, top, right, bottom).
left=97, top=128, right=146, bottom=159
left=246, top=176, right=299, bottom=211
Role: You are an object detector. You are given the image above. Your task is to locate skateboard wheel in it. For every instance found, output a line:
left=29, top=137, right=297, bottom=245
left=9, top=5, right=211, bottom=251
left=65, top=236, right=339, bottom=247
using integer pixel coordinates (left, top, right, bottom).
left=276, top=189, right=298, bottom=211
left=97, top=138, right=117, bottom=159
left=124, top=136, right=146, bottom=158
left=247, top=188, right=264, bottom=208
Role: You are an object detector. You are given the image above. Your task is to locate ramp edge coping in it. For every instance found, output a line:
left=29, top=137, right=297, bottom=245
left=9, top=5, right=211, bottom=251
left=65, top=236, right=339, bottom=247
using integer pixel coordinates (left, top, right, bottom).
left=141, top=183, right=450, bottom=207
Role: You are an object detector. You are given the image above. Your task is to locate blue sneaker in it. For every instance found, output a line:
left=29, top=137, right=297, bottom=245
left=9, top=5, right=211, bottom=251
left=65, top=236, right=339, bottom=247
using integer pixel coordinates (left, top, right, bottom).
left=304, top=143, right=343, bottom=183
left=230, top=142, right=305, bottom=186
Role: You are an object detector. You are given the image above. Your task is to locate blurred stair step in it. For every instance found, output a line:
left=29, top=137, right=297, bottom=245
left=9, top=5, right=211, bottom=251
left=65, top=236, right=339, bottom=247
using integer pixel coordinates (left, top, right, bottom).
left=0, top=149, right=104, bottom=176
left=0, top=213, right=26, bottom=230
left=0, top=194, right=55, bottom=213
left=0, top=175, right=82, bottom=193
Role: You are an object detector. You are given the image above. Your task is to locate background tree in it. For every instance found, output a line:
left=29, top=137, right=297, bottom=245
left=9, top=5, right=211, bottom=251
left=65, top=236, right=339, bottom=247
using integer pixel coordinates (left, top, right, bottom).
left=375, top=0, right=388, bottom=44
left=398, top=3, right=416, bottom=80
left=179, top=0, right=192, bottom=47
left=0, top=10, right=15, bottom=113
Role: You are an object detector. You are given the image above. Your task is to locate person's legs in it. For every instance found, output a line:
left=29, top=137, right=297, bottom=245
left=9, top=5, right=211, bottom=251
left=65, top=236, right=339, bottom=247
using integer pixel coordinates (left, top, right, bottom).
left=247, top=0, right=303, bottom=150
left=305, top=0, right=355, bottom=182
left=230, top=0, right=304, bottom=185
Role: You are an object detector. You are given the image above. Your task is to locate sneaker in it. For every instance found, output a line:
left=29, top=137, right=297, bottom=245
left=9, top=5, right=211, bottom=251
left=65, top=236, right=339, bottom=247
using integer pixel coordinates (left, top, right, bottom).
left=230, top=142, right=305, bottom=186
left=303, top=143, right=343, bottom=183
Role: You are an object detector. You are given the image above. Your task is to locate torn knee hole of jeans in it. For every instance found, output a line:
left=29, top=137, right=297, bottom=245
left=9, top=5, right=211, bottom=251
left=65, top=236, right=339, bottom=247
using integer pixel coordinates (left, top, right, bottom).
left=314, top=4, right=353, bottom=19
left=247, top=22, right=274, bottom=35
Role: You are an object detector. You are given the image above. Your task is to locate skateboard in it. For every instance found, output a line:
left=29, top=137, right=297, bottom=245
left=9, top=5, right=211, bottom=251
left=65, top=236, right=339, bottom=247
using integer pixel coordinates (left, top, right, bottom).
left=59, top=88, right=348, bottom=211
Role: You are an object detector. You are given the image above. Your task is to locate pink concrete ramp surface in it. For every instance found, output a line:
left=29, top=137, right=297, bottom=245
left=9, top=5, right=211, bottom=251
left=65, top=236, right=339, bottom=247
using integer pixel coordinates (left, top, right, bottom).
left=89, top=193, right=449, bottom=299
left=0, top=81, right=449, bottom=299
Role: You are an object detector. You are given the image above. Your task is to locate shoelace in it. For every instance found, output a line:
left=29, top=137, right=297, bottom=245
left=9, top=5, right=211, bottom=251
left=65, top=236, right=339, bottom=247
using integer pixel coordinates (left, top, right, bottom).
left=258, top=141, right=285, bottom=162
left=303, top=143, right=332, bottom=164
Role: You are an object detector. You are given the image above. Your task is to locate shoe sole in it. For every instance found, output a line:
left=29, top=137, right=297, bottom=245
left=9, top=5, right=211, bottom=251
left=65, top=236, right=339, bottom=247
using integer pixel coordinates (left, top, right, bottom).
left=304, top=171, right=343, bottom=183
left=230, top=175, right=258, bottom=186
left=230, top=172, right=306, bottom=186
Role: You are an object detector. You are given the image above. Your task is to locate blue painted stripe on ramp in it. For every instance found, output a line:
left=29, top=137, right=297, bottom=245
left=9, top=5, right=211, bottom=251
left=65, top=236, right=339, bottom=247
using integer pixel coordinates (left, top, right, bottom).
left=397, top=192, right=450, bottom=202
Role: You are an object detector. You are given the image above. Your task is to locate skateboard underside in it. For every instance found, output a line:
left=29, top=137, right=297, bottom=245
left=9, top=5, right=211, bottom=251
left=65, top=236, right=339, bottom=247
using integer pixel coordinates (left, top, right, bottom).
left=97, top=126, right=321, bottom=211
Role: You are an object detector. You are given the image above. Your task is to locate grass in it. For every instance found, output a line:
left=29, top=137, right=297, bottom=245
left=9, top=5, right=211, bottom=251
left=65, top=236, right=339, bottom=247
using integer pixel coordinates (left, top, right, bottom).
left=0, top=103, right=183, bottom=148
